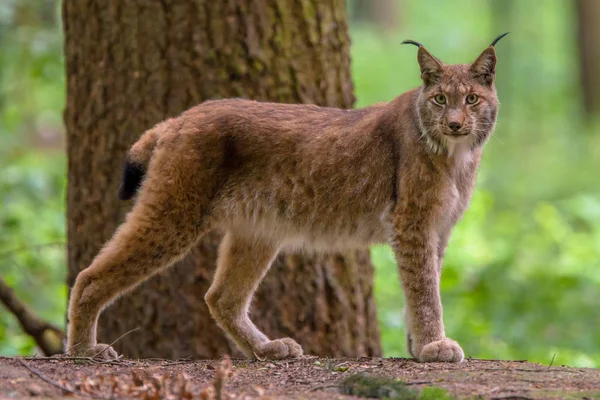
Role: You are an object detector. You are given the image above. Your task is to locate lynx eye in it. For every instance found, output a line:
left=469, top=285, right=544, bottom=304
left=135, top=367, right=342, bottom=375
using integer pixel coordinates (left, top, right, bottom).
left=433, top=94, right=446, bottom=105
left=466, top=94, right=479, bottom=104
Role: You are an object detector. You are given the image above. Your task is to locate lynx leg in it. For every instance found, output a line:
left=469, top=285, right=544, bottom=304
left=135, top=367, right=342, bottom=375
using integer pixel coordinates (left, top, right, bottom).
left=403, top=227, right=453, bottom=358
left=392, top=223, right=464, bottom=363
left=205, top=233, right=303, bottom=360
left=67, top=194, right=206, bottom=359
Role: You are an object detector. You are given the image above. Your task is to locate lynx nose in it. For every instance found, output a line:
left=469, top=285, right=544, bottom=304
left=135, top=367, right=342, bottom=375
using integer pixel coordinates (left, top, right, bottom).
left=448, top=122, right=462, bottom=132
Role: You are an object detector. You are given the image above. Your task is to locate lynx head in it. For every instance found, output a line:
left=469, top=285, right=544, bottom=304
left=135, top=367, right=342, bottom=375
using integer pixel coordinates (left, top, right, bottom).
left=403, top=33, right=508, bottom=156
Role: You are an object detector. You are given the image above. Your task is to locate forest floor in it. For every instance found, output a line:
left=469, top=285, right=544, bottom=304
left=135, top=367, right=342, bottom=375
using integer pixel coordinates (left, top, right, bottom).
left=1, top=355, right=599, bottom=399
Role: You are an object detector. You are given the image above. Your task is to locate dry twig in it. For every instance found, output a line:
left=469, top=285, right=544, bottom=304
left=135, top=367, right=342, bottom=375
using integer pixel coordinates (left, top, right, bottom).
left=24, top=355, right=132, bottom=366
left=548, top=354, right=556, bottom=369
left=17, top=358, right=108, bottom=399
left=92, top=327, right=140, bottom=359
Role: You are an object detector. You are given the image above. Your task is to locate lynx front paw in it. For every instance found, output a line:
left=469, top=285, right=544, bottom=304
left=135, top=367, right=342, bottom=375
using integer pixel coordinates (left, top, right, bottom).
left=254, top=338, right=303, bottom=360
left=71, top=344, right=119, bottom=360
left=417, top=338, right=464, bottom=363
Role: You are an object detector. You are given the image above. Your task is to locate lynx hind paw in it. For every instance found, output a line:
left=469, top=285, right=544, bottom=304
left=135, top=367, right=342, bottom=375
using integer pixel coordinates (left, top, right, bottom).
left=254, top=338, right=303, bottom=360
left=418, top=338, right=464, bottom=363
left=80, top=343, right=120, bottom=360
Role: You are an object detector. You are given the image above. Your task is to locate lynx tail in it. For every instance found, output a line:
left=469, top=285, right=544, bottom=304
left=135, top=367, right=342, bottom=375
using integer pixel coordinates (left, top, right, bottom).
left=118, top=128, right=160, bottom=200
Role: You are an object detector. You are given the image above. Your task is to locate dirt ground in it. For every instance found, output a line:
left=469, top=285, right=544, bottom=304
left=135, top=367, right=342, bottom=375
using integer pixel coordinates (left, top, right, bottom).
left=1, top=355, right=599, bottom=399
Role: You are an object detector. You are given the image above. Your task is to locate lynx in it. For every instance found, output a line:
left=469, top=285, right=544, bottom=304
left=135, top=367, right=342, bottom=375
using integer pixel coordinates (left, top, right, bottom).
left=67, top=33, right=508, bottom=362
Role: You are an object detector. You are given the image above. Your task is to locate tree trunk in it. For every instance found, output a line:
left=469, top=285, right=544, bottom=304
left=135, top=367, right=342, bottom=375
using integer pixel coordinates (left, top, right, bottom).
left=576, top=0, right=600, bottom=118
left=63, top=0, right=381, bottom=359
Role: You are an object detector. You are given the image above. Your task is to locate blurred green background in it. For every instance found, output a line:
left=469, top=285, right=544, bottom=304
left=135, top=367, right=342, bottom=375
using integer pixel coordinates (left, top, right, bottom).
left=1, top=0, right=599, bottom=367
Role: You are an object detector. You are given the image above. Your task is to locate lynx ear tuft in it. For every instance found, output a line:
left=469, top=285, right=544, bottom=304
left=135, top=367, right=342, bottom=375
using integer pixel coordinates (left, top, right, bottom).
left=490, top=32, right=509, bottom=47
left=401, top=39, right=423, bottom=48
left=403, top=40, right=444, bottom=86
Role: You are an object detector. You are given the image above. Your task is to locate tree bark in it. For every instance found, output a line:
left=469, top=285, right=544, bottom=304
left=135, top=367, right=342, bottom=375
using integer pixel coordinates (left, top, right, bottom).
left=63, top=0, right=381, bottom=359
left=576, top=0, right=600, bottom=118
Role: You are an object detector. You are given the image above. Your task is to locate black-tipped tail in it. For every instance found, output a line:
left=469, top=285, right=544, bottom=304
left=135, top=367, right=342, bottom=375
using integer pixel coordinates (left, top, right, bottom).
left=118, top=157, right=146, bottom=200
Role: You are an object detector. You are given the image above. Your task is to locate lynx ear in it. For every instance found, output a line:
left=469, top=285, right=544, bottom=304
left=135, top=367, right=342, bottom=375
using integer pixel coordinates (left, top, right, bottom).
left=402, top=40, right=444, bottom=85
left=470, top=33, right=508, bottom=86
left=470, top=47, right=497, bottom=85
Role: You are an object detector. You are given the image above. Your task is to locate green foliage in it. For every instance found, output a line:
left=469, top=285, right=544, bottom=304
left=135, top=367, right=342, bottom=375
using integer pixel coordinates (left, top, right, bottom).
left=0, top=0, right=66, bottom=355
left=1, top=0, right=599, bottom=369
left=419, top=387, right=455, bottom=400
left=0, top=152, right=67, bottom=355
